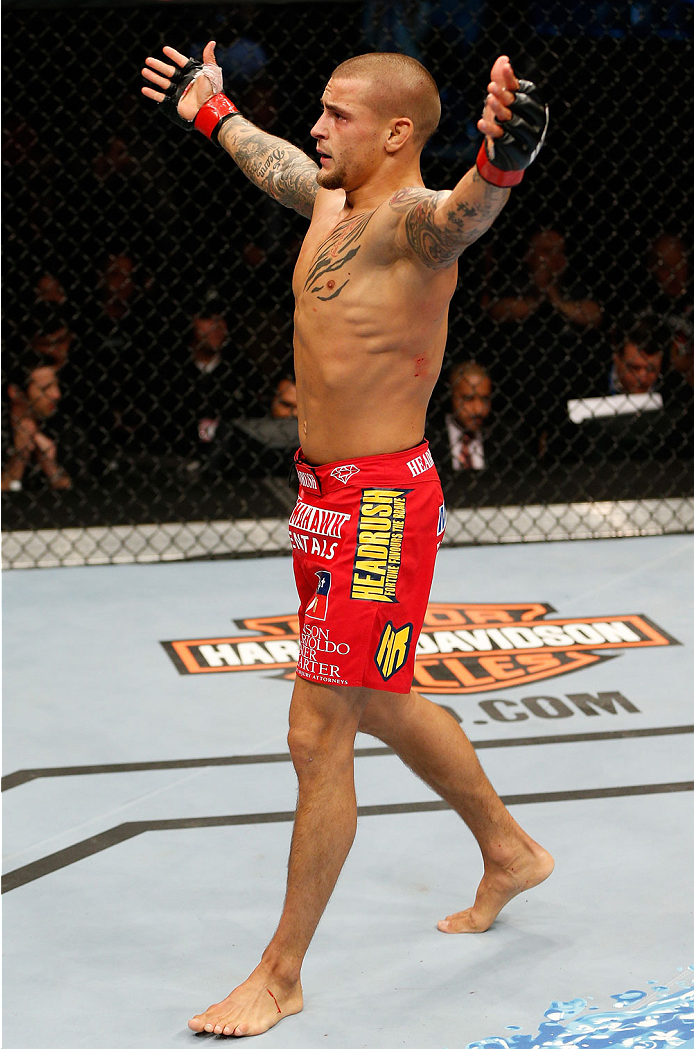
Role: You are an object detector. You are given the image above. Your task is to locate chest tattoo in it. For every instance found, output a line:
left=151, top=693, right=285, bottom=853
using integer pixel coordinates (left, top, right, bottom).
left=303, top=212, right=374, bottom=300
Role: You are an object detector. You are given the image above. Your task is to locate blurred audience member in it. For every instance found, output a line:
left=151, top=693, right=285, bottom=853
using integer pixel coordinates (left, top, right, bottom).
left=647, top=232, right=693, bottom=386
left=93, top=136, right=137, bottom=183
left=609, top=314, right=665, bottom=395
left=486, top=228, right=603, bottom=460
left=84, top=251, right=160, bottom=466
left=30, top=301, right=74, bottom=371
left=487, top=228, right=602, bottom=329
left=99, top=253, right=138, bottom=323
left=271, top=376, right=298, bottom=419
left=161, top=295, right=239, bottom=471
left=35, top=272, right=67, bottom=307
left=1, top=354, right=71, bottom=491
left=230, top=373, right=299, bottom=478
left=445, top=361, right=492, bottom=471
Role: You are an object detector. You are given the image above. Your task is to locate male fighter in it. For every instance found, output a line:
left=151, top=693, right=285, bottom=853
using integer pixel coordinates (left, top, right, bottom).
left=141, top=42, right=552, bottom=1037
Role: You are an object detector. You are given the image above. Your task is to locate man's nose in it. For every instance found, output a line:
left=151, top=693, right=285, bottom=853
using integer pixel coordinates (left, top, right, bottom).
left=310, top=115, right=327, bottom=140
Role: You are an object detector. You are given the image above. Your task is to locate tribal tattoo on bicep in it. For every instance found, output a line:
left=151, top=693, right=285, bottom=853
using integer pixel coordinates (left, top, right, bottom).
left=219, top=119, right=320, bottom=218
left=390, top=175, right=505, bottom=268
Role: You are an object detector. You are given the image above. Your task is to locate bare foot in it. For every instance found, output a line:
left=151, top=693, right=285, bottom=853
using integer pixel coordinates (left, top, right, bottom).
left=188, top=962, right=303, bottom=1037
left=437, top=845, right=554, bottom=933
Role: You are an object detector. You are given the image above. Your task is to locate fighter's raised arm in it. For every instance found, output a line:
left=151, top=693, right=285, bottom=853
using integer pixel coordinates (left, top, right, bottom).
left=390, top=56, right=548, bottom=269
left=141, top=41, right=320, bottom=218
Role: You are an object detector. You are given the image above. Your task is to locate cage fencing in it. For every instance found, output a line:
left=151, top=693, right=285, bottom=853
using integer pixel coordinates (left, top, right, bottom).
left=2, top=0, right=693, bottom=567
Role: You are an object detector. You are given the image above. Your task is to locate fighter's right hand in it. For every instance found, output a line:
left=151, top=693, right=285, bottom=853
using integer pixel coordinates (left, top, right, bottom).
left=141, top=41, right=222, bottom=126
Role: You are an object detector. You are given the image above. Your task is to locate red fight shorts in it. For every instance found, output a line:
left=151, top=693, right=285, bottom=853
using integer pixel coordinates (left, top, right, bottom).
left=290, top=440, right=446, bottom=694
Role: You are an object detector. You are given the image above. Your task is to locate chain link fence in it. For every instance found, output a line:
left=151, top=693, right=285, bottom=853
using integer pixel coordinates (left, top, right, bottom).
left=3, top=0, right=693, bottom=567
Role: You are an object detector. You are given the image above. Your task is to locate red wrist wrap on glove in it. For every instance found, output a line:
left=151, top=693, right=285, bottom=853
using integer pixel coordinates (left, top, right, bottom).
left=194, top=94, right=240, bottom=142
left=475, top=143, right=525, bottom=187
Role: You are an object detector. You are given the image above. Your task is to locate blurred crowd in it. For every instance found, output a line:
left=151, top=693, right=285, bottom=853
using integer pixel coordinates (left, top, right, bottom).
left=3, top=229, right=692, bottom=497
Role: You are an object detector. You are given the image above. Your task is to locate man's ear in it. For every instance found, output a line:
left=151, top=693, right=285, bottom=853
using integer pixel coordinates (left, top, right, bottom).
left=385, top=117, right=414, bottom=154
left=8, top=383, right=21, bottom=402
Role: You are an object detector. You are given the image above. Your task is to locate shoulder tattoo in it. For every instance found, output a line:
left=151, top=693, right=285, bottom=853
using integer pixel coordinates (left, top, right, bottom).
left=389, top=181, right=494, bottom=268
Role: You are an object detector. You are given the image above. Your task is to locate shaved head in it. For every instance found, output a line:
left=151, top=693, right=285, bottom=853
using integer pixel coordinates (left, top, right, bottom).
left=329, top=53, right=440, bottom=148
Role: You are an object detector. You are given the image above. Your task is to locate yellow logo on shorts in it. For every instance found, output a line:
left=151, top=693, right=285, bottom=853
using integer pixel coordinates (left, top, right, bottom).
left=374, top=621, right=413, bottom=681
left=350, top=488, right=408, bottom=602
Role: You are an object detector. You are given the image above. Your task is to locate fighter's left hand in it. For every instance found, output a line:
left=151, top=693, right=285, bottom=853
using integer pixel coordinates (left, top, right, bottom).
left=477, top=55, right=519, bottom=142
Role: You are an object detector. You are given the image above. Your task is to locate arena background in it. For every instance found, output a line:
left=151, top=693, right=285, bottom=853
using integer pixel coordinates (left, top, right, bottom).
left=2, top=0, right=693, bottom=568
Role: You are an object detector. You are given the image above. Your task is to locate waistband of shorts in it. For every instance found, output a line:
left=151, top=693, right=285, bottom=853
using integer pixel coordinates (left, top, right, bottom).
left=294, top=440, right=438, bottom=495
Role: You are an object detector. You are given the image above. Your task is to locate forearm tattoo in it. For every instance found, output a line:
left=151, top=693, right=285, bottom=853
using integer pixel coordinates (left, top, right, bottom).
left=390, top=172, right=508, bottom=268
left=218, top=118, right=319, bottom=218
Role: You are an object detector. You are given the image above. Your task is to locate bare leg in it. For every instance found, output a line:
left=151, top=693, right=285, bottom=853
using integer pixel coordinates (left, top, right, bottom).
left=359, top=688, right=554, bottom=933
left=188, top=678, right=369, bottom=1036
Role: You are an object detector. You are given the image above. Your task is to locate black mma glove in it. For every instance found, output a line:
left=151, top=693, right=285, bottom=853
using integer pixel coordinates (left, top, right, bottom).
left=156, top=56, right=240, bottom=145
left=476, top=80, right=548, bottom=187
left=157, top=57, right=204, bottom=130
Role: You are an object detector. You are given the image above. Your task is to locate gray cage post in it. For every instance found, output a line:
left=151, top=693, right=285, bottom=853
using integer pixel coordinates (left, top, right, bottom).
left=2, top=1, right=693, bottom=567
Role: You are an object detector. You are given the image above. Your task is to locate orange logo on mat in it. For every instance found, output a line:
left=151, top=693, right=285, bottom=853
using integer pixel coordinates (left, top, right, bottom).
left=161, top=602, right=679, bottom=693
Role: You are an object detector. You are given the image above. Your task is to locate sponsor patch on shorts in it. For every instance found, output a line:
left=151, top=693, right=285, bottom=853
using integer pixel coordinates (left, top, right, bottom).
left=406, top=448, right=434, bottom=477
left=437, top=502, right=447, bottom=537
left=330, top=464, right=360, bottom=484
left=305, top=570, right=331, bottom=621
left=350, top=488, right=409, bottom=603
left=374, top=621, right=413, bottom=681
left=296, top=468, right=319, bottom=491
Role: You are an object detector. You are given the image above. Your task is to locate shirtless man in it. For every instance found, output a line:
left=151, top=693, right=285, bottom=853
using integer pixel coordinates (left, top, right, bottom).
left=141, top=41, right=552, bottom=1037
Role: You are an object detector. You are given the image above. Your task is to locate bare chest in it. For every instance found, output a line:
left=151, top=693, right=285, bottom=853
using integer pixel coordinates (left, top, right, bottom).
left=292, top=210, right=383, bottom=304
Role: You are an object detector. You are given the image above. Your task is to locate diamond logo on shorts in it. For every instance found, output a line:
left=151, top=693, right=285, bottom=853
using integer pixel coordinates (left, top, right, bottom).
left=330, top=464, right=360, bottom=484
left=374, top=621, right=413, bottom=681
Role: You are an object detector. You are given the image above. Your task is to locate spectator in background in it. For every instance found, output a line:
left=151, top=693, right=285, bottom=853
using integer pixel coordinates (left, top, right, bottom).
left=271, top=376, right=298, bottom=418
left=609, top=314, right=664, bottom=396
left=444, top=361, right=492, bottom=470
left=566, top=312, right=680, bottom=466
left=161, top=294, right=239, bottom=472
left=30, top=301, right=74, bottom=371
left=36, top=272, right=67, bottom=308
left=647, top=233, right=693, bottom=387
left=485, top=228, right=603, bottom=460
left=84, top=251, right=160, bottom=469
left=1, top=353, right=71, bottom=491
left=487, top=228, right=602, bottom=329
left=99, top=253, right=139, bottom=323
left=231, top=374, right=299, bottom=478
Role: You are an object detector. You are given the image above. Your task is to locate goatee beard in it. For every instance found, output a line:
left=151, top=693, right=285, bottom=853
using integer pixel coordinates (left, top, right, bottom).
left=316, top=166, right=346, bottom=190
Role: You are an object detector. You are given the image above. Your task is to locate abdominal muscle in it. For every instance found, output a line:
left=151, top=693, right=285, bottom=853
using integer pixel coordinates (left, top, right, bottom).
left=293, top=295, right=450, bottom=465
